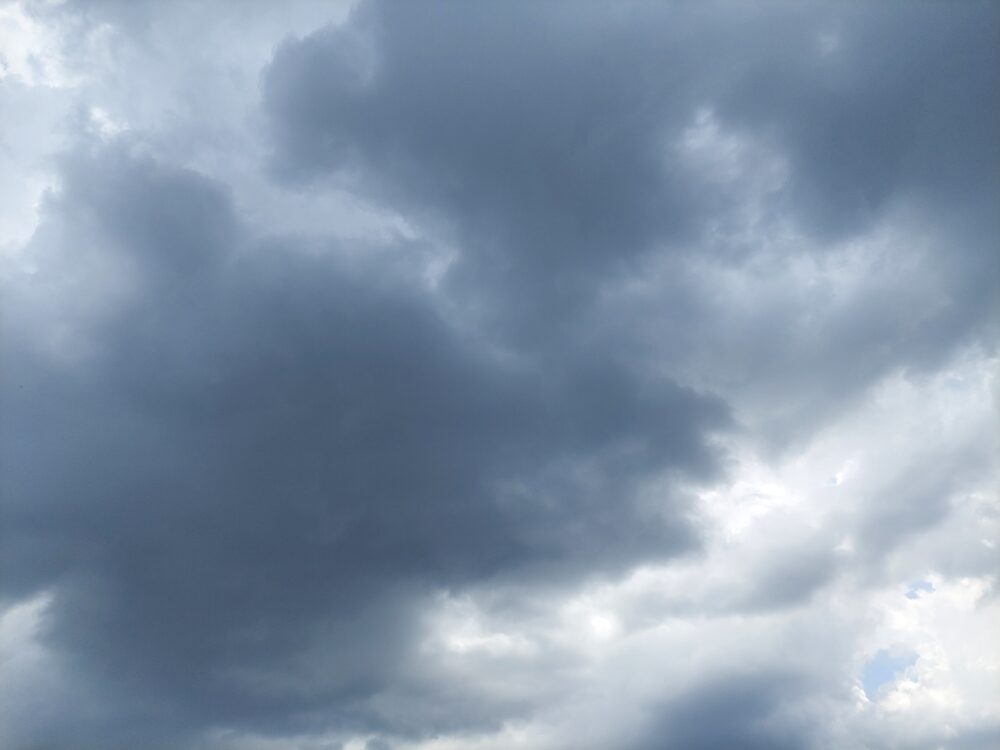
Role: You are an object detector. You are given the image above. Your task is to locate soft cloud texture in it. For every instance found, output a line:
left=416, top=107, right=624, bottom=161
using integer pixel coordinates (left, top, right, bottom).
left=1, top=1, right=998, bottom=749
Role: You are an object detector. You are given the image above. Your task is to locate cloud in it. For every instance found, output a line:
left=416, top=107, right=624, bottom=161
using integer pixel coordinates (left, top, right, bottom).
left=262, top=0, right=999, bottom=445
left=1, top=1, right=998, bottom=748
left=1, top=140, right=725, bottom=746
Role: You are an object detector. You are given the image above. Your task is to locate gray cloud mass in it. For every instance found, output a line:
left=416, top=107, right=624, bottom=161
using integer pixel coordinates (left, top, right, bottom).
left=1, top=1, right=998, bottom=749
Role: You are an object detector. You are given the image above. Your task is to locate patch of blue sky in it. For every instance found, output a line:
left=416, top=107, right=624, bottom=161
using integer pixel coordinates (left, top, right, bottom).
left=905, top=580, right=935, bottom=600
left=862, top=648, right=918, bottom=700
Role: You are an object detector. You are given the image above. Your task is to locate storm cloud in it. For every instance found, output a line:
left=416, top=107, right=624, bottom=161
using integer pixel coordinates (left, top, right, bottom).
left=1, top=1, right=998, bottom=749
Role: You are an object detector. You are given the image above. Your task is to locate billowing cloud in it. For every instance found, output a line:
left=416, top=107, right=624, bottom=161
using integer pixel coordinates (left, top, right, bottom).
left=1, top=1, right=997, bottom=749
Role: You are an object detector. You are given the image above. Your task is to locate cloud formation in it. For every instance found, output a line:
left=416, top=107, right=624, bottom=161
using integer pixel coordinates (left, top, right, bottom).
left=1, top=1, right=998, bottom=749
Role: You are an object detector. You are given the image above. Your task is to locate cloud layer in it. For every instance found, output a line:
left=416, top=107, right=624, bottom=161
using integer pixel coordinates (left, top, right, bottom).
left=1, top=1, right=998, bottom=749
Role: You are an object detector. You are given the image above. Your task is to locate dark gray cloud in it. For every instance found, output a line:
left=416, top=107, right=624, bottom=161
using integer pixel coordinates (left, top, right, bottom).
left=1, top=1, right=998, bottom=748
left=260, top=1, right=1000, bottom=487
left=262, top=0, right=998, bottom=345
left=637, top=672, right=811, bottom=750
left=1, top=142, right=724, bottom=746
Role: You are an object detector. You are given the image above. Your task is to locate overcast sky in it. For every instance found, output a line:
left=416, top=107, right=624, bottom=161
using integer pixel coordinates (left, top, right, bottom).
left=1, top=1, right=998, bottom=748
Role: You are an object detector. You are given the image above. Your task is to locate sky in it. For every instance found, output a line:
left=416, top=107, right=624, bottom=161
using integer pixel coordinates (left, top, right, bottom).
left=0, top=1, right=998, bottom=748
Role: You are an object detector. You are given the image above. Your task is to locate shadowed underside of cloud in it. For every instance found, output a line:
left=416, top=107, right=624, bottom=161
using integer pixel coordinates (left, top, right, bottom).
left=0, top=145, right=725, bottom=746
left=262, top=0, right=998, bottom=342
left=637, top=672, right=810, bottom=750
left=1, top=0, right=998, bottom=748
